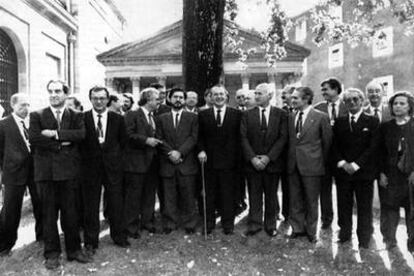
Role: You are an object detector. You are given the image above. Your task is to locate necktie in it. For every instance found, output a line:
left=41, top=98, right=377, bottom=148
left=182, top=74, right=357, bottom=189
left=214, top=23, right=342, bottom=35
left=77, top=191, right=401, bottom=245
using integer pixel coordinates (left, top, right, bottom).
left=149, top=112, right=156, bottom=132
left=374, top=108, right=380, bottom=121
left=331, top=103, right=336, bottom=120
left=175, top=113, right=180, bottom=129
left=21, top=121, right=29, bottom=140
left=296, top=111, right=303, bottom=134
left=261, top=109, right=267, bottom=131
left=97, top=114, right=103, bottom=138
left=350, top=115, right=356, bottom=132
left=216, top=109, right=222, bottom=127
left=55, top=110, right=61, bottom=130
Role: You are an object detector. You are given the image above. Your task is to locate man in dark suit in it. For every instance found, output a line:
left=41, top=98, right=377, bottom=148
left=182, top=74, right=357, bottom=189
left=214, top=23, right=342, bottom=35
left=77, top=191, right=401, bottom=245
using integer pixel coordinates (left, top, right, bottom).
left=288, top=87, right=332, bottom=243
left=0, top=93, right=42, bottom=256
left=185, top=91, right=199, bottom=113
left=241, top=83, right=288, bottom=237
left=314, top=77, right=347, bottom=230
left=198, top=85, right=242, bottom=234
left=123, top=87, right=162, bottom=237
left=80, top=86, right=129, bottom=256
left=332, top=88, right=380, bottom=249
left=156, top=88, right=198, bottom=234
left=29, top=80, right=90, bottom=270
left=150, top=83, right=171, bottom=116
left=364, top=80, right=392, bottom=123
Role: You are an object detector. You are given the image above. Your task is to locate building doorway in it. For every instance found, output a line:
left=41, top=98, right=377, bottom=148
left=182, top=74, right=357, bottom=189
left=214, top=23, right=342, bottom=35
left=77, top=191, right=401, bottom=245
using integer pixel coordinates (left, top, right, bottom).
left=0, top=28, right=18, bottom=115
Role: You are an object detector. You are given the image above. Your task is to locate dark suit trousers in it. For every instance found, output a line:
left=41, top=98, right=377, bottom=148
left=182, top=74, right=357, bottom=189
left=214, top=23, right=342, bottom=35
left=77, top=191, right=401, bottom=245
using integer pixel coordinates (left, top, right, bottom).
left=320, top=170, right=334, bottom=225
left=379, top=170, right=414, bottom=247
left=123, top=162, right=158, bottom=235
left=162, top=172, right=197, bottom=229
left=246, top=171, right=279, bottom=231
left=0, top=179, right=42, bottom=251
left=38, top=180, right=81, bottom=259
left=205, top=169, right=236, bottom=230
left=289, top=167, right=321, bottom=236
left=336, top=177, right=374, bottom=246
left=82, top=162, right=126, bottom=248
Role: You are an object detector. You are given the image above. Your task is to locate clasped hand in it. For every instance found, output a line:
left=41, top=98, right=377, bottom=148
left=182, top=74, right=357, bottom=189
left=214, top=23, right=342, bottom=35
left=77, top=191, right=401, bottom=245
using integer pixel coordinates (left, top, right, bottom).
left=251, top=155, right=270, bottom=171
left=168, top=150, right=182, bottom=164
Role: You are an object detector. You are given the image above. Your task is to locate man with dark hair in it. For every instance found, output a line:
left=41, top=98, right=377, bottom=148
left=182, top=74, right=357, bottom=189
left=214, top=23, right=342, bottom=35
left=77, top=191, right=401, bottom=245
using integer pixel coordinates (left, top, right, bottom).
left=156, top=88, right=199, bottom=234
left=107, top=94, right=123, bottom=114
left=122, top=93, right=134, bottom=113
left=150, top=83, right=171, bottom=116
left=29, top=80, right=90, bottom=270
left=80, top=86, right=129, bottom=256
left=0, top=93, right=42, bottom=256
left=124, top=87, right=162, bottom=237
left=198, top=85, right=242, bottom=235
left=200, top=88, right=213, bottom=111
left=288, top=87, right=332, bottom=243
left=66, top=96, right=83, bottom=112
left=241, top=83, right=288, bottom=237
left=314, top=77, right=347, bottom=230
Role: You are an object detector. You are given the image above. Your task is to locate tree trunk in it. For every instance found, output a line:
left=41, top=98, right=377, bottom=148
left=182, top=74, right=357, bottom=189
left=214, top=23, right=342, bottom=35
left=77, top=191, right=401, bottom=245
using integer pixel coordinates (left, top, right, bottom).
left=182, top=0, right=225, bottom=105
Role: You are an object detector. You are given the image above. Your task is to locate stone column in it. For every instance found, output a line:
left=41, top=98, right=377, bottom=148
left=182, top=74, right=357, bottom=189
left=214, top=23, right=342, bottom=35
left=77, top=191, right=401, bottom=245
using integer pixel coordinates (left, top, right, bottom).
left=67, top=32, right=76, bottom=94
left=131, top=77, right=141, bottom=102
left=156, top=75, right=167, bottom=88
left=240, top=72, right=250, bottom=90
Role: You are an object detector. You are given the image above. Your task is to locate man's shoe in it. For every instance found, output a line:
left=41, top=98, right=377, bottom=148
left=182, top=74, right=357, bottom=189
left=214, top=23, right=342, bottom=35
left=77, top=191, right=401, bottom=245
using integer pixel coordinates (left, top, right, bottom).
left=45, top=258, right=60, bottom=270
left=84, top=245, right=96, bottom=257
left=244, top=229, right=262, bottom=236
left=163, top=228, right=173, bottom=235
left=265, top=229, right=278, bottom=237
left=185, top=228, right=195, bottom=234
left=321, top=223, right=331, bottom=230
left=128, top=232, right=140, bottom=239
left=67, top=251, right=92, bottom=263
left=288, top=232, right=306, bottom=239
left=114, top=239, right=131, bottom=248
left=223, top=228, right=234, bottom=235
left=307, top=235, right=317, bottom=243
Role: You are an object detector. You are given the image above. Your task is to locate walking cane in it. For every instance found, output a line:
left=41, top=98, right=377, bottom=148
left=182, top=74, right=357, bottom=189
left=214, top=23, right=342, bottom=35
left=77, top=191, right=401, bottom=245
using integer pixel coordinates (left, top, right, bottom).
left=201, top=161, right=208, bottom=240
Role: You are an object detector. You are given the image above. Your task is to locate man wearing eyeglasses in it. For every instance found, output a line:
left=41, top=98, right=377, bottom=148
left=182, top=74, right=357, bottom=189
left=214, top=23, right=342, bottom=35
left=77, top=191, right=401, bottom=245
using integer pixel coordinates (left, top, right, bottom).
left=80, top=86, right=129, bottom=258
left=331, top=88, right=380, bottom=249
left=314, top=77, right=347, bottom=230
left=363, top=80, right=392, bottom=123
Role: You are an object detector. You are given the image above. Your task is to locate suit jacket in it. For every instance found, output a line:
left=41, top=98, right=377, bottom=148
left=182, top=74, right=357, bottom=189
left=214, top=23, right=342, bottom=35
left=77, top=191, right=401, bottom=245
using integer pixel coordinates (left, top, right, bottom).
left=364, top=104, right=392, bottom=123
left=154, top=104, right=171, bottom=117
left=198, top=107, right=242, bottom=170
left=0, top=115, right=31, bottom=185
left=240, top=106, right=288, bottom=173
left=81, top=110, right=126, bottom=183
left=314, top=100, right=348, bottom=121
left=156, top=110, right=198, bottom=177
left=332, top=112, right=380, bottom=180
left=287, top=107, right=332, bottom=176
left=29, top=107, right=85, bottom=182
left=123, top=108, right=159, bottom=173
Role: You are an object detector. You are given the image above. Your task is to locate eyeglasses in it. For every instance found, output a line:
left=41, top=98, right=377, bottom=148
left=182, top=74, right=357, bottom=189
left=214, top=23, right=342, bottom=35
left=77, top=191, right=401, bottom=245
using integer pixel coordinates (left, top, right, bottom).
left=91, top=97, right=108, bottom=101
left=321, top=88, right=328, bottom=92
left=344, top=97, right=361, bottom=102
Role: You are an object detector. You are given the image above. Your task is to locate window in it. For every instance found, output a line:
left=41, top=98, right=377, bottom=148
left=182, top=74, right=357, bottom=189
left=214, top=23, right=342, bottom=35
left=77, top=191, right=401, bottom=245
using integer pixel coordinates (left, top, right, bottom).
left=329, top=4, right=343, bottom=23
left=45, top=53, right=61, bottom=80
left=295, top=19, right=307, bottom=42
left=373, top=27, right=393, bottom=58
left=373, top=75, right=394, bottom=100
left=328, top=43, right=343, bottom=68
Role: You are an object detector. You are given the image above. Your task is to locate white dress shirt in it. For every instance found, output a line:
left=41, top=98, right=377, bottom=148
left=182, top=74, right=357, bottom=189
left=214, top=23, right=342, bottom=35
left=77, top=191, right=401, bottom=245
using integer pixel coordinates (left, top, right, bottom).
left=141, top=107, right=155, bottom=129
left=295, top=105, right=312, bottom=128
left=171, top=109, right=184, bottom=128
left=12, top=112, right=30, bottom=152
left=50, top=106, right=64, bottom=122
left=92, top=109, right=108, bottom=144
left=327, top=98, right=341, bottom=120
left=367, top=104, right=383, bottom=122
left=213, top=105, right=227, bottom=125
left=259, top=105, right=270, bottom=125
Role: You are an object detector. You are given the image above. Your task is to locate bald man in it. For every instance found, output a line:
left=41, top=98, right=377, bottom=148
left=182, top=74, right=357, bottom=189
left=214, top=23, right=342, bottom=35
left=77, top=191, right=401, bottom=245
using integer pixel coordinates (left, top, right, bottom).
left=185, top=91, right=199, bottom=113
left=363, top=80, right=392, bottom=123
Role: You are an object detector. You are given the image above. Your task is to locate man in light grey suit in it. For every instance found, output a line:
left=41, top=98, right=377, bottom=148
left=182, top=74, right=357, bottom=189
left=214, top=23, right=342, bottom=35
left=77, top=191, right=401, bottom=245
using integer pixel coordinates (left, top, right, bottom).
left=287, top=87, right=332, bottom=243
left=363, top=80, right=392, bottom=123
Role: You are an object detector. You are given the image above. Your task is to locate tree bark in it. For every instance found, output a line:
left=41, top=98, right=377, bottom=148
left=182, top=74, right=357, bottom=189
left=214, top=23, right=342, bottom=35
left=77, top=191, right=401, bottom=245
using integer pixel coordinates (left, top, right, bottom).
left=182, top=0, right=225, bottom=105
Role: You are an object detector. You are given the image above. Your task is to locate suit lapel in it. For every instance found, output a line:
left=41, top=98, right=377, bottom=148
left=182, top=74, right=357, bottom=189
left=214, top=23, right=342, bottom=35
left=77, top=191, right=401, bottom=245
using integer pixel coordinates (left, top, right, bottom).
left=105, top=111, right=113, bottom=145
left=45, top=107, right=59, bottom=129
left=265, top=107, right=277, bottom=139
left=60, top=108, right=70, bottom=130
left=299, top=108, right=315, bottom=138
left=252, top=107, right=261, bottom=133
left=10, top=116, right=29, bottom=153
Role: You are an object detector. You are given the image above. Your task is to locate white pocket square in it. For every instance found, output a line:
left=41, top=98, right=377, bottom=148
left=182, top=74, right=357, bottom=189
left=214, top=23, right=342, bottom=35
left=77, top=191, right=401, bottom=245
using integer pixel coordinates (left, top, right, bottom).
left=362, top=128, right=369, bottom=131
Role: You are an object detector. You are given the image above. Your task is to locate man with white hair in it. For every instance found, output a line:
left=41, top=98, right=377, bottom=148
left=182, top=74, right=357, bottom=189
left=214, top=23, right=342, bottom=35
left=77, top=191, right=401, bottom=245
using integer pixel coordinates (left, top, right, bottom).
left=332, top=88, right=380, bottom=249
left=241, top=83, right=288, bottom=237
left=0, top=93, right=42, bottom=256
left=364, top=80, right=391, bottom=123
left=185, top=91, right=199, bottom=113
left=235, top=89, right=248, bottom=111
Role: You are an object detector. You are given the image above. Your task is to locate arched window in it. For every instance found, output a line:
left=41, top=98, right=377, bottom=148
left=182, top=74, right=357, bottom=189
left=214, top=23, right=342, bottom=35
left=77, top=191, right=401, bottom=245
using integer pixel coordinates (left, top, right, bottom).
left=0, top=28, right=18, bottom=115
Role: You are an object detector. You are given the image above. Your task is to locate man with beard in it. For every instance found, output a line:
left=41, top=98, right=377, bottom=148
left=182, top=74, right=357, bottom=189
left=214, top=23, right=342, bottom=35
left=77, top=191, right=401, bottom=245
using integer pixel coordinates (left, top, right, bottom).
left=29, top=80, right=90, bottom=270
left=198, top=85, right=242, bottom=234
left=364, top=80, right=391, bottom=123
left=156, top=88, right=198, bottom=234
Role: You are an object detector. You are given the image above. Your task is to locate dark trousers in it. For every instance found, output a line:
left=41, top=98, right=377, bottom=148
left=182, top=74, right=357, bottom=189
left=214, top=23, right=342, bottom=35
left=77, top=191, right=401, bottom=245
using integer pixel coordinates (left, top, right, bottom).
left=0, top=180, right=42, bottom=251
left=379, top=170, right=414, bottom=247
left=289, top=167, right=321, bottom=236
left=280, top=171, right=289, bottom=220
left=82, top=163, right=126, bottom=248
left=205, top=169, right=235, bottom=231
left=123, top=168, right=157, bottom=235
left=38, top=180, right=81, bottom=259
left=162, top=172, right=197, bottom=229
left=320, top=170, right=334, bottom=226
left=336, top=177, right=374, bottom=246
left=246, top=171, right=279, bottom=231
